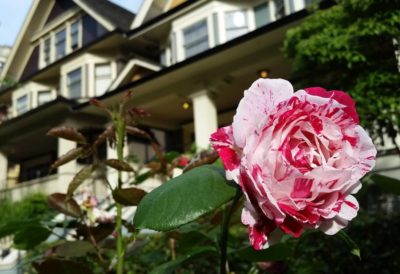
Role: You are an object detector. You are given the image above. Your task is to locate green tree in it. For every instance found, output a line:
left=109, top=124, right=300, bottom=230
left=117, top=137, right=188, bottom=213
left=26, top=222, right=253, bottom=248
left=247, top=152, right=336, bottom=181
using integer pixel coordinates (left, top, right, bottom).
left=284, top=0, right=400, bottom=150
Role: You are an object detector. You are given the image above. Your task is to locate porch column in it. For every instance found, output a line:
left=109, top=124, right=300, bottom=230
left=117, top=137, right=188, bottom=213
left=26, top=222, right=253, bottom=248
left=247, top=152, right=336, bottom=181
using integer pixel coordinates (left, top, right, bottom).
left=190, top=90, right=218, bottom=151
left=0, top=151, right=7, bottom=190
left=57, top=138, right=77, bottom=193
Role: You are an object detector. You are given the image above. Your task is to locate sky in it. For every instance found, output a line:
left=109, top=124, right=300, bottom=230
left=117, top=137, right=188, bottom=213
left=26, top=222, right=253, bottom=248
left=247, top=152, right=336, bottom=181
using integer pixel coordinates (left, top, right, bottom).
left=0, top=0, right=144, bottom=47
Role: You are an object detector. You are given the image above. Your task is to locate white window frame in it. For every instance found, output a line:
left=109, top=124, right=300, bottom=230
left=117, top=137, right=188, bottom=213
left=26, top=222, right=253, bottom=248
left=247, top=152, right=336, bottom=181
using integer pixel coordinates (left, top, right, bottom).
left=66, top=67, right=82, bottom=99
left=94, top=63, right=112, bottom=96
left=39, top=17, right=82, bottom=68
left=182, top=19, right=210, bottom=59
left=224, top=10, right=249, bottom=41
left=37, top=90, right=53, bottom=106
left=55, top=27, right=67, bottom=60
left=16, top=94, right=30, bottom=115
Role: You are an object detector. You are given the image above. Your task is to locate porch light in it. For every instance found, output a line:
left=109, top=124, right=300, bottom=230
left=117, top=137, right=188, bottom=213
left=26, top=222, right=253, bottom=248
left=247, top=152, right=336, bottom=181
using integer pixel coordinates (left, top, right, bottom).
left=258, top=69, right=270, bottom=78
left=182, top=101, right=191, bottom=110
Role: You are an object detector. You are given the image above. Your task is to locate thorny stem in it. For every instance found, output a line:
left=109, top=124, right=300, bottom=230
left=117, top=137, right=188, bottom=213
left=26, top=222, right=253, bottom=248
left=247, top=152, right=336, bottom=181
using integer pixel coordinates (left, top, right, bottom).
left=115, top=113, right=126, bottom=274
left=219, top=188, right=242, bottom=274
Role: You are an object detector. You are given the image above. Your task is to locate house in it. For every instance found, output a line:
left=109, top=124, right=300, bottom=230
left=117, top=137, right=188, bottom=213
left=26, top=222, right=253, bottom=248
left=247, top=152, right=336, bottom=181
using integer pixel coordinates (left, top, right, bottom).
left=0, top=0, right=398, bottom=202
left=0, top=46, right=11, bottom=75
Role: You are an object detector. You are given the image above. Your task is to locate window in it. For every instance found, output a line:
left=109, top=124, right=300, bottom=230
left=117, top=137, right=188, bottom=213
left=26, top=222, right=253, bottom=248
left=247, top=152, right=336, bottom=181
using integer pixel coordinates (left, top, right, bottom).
left=70, top=20, right=80, bottom=51
left=254, top=2, right=271, bottom=28
left=43, top=37, right=51, bottom=65
left=37, top=90, right=52, bottom=106
left=273, top=0, right=285, bottom=19
left=55, top=28, right=66, bottom=59
left=16, top=94, right=29, bottom=115
left=95, top=63, right=112, bottom=96
left=183, top=20, right=209, bottom=58
left=225, top=11, right=248, bottom=41
left=67, top=68, right=82, bottom=99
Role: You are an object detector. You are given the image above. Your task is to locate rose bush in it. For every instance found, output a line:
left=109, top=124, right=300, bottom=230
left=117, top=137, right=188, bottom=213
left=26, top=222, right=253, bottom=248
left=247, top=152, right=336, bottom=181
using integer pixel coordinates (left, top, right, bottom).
left=210, top=78, right=376, bottom=250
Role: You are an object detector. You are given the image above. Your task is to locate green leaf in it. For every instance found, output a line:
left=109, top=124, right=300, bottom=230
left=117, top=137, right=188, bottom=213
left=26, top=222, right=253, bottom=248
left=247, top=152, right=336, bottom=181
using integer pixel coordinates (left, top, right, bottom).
left=132, top=171, right=153, bottom=185
left=13, top=224, right=51, bottom=250
left=370, top=174, right=400, bottom=195
left=338, top=230, right=361, bottom=260
left=235, top=243, right=292, bottom=262
left=134, top=165, right=236, bottom=231
left=149, top=246, right=217, bottom=274
left=164, top=151, right=181, bottom=163
left=54, top=241, right=95, bottom=257
left=112, top=187, right=147, bottom=206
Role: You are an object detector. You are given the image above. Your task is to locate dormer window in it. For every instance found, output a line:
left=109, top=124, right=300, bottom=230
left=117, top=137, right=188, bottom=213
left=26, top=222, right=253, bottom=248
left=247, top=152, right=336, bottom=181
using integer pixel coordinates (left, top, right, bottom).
left=40, top=18, right=82, bottom=68
left=70, top=20, right=80, bottom=51
left=183, top=20, right=209, bottom=58
left=43, top=37, right=51, bottom=65
left=55, top=28, right=66, bottom=60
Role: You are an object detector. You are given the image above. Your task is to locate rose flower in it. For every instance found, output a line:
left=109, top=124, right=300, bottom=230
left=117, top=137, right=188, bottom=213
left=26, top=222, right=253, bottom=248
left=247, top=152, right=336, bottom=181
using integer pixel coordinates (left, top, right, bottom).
left=210, top=79, right=376, bottom=250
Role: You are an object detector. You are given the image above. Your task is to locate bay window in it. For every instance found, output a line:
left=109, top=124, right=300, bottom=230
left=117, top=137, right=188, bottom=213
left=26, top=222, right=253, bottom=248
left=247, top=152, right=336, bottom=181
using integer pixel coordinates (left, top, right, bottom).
left=37, top=90, right=52, bottom=106
left=95, top=63, right=112, bottom=96
left=70, top=20, right=80, bottom=51
left=16, top=94, right=29, bottom=115
left=183, top=20, right=209, bottom=58
left=225, top=11, right=248, bottom=41
left=67, top=68, right=82, bottom=99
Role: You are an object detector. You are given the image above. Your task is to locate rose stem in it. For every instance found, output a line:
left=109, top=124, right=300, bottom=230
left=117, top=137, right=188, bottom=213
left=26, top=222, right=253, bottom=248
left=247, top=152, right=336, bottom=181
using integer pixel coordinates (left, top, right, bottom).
left=219, top=188, right=242, bottom=274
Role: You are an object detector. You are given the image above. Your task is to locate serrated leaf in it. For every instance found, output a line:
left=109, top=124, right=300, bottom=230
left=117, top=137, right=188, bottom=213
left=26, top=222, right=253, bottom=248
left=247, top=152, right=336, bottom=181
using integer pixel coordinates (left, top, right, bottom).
left=112, top=187, right=147, bottom=206
left=134, top=165, right=237, bottom=231
left=54, top=241, right=95, bottom=257
left=48, top=193, right=82, bottom=218
left=47, top=126, right=87, bottom=144
left=13, top=224, right=51, bottom=250
left=51, top=147, right=83, bottom=170
left=105, top=159, right=134, bottom=172
left=67, top=165, right=94, bottom=197
left=33, top=258, right=94, bottom=274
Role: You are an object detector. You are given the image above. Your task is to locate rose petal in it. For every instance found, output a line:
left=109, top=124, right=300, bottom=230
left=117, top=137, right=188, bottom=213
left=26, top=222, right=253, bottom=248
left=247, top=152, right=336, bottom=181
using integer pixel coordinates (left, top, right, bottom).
left=319, top=216, right=349, bottom=235
left=337, top=195, right=359, bottom=221
left=233, top=78, right=293, bottom=148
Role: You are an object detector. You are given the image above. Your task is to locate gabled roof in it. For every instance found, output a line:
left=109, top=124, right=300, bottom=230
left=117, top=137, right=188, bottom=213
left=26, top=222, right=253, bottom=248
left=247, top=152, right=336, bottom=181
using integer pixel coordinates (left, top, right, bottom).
left=1, top=0, right=135, bottom=82
left=76, top=0, right=135, bottom=32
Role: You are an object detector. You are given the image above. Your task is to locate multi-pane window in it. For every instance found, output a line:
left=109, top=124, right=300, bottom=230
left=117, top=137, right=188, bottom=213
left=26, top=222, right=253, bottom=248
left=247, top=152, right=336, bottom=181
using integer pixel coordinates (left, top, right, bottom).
left=70, top=20, right=80, bottom=51
left=67, top=68, right=82, bottom=99
left=37, top=90, right=52, bottom=106
left=43, top=37, right=51, bottom=65
left=254, top=2, right=271, bottom=28
left=273, top=0, right=285, bottom=19
left=55, top=28, right=66, bottom=60
left=225, top=11, right=248, bottom=41
left=183, top=20, right=209, bottom=58
left=95, top=63, right=112, bottom=96
left=16, top=94, right=29, bottom=115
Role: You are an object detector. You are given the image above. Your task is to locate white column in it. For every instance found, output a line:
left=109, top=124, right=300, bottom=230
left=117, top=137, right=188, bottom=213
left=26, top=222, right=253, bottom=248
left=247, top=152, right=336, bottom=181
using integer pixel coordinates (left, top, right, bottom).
left=190, top=90, right=218, bottom=151
left=57, top=138, right=77, bottom=193
left=0, top=151, right=7, bottom=190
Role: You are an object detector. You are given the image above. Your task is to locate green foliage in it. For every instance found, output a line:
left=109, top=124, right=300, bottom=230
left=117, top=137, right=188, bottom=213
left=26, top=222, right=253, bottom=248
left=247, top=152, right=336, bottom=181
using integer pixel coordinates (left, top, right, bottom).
left=134, top=165, right=237, bottom=231
left=0, top=193, right=52, bottom=224
left=283, top=0, right=400, bottom=143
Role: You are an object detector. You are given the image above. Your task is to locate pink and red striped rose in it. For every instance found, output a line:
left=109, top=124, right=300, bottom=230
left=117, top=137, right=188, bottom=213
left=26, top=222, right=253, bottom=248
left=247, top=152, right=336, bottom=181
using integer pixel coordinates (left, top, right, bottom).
left=210, top=79, right=376, bottom=250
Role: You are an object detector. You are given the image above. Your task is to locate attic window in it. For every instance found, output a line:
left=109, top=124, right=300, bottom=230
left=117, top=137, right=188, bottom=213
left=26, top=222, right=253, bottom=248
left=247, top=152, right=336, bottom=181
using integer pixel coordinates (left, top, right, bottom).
left=70, top=20, right=80, bottom=51
left=43, top=37, right=51, bottom=65
left=55, top=28, right=66, bottom=59
left=183, top=20, right=209, bottom=58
